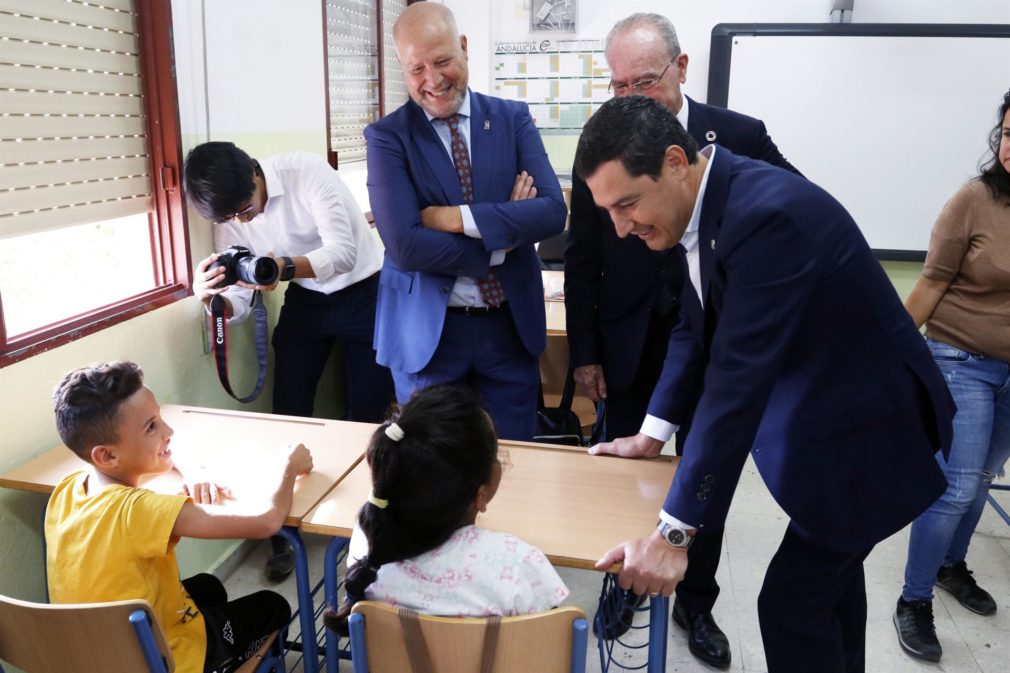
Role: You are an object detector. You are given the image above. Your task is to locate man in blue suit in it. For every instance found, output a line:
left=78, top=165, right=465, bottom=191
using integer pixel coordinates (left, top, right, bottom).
left=566, top=14, right=800, bottom=664
left=579, top=96, right=953, bottom=673
left=366, top=2, right=566, bottom=441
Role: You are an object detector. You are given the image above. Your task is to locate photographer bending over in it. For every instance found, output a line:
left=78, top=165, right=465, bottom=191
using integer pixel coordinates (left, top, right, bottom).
left=185, top=142, right=394, bottom=579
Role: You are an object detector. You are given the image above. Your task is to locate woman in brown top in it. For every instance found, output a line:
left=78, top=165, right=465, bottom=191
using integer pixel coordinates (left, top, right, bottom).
left=895, top=90, right=1010, bottom=663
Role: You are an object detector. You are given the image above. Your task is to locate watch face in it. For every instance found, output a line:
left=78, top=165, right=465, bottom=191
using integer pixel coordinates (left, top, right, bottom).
left=666, top=528, right=686, bottom=546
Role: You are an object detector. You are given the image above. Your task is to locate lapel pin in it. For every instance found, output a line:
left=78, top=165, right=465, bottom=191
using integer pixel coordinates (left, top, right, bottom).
left=710, top=239, right=716, bottom=250
left=483, top=120, right=490, bottom=131
left=705, top=130, right=717, bottom=142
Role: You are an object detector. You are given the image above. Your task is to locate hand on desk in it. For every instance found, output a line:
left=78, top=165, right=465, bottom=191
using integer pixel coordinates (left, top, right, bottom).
left=183, top=479, right=233, bottom=505
left=589, top=432, right=664, bottom=459
left=574, top=364, right=607, bottom=403
left=285, top=443, right=314, bottom=478
left=596, top=530, right=687, bottom=597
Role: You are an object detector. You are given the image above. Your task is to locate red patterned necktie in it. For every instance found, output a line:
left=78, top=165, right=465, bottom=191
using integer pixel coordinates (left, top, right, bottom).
left=445, top=114, right=505, bottom=307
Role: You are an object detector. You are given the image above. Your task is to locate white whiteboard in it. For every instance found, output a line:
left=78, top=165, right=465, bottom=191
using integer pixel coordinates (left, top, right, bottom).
left=714, top=27, right=1010, bottom=258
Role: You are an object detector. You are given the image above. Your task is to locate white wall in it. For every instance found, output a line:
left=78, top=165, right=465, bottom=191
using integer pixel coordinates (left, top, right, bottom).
left=445, top=0, right=1010, bottom=100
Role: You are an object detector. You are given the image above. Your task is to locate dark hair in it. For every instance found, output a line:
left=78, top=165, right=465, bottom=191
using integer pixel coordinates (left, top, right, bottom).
left=52, top=361, right=145, bottom=461
left=325, top=385, right=498, bottom=634
left=182, top=141, right=259, bottom=223
left=977, top=89, right=1010, bottom=204
left=574, top=95, right=698, bottom=182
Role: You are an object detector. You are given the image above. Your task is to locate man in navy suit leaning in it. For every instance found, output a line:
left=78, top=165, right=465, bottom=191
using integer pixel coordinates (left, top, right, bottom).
left=579, top=96, right=953, bottom=673
left=565, top=13, right=800, bottom=664
left=366, top=2, right=566, bottom=440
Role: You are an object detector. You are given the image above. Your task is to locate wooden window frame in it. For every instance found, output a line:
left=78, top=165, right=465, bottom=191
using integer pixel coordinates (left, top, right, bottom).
left=0, top=0, right=191, bottom=367
left=322, top=0, right=415, bottom=170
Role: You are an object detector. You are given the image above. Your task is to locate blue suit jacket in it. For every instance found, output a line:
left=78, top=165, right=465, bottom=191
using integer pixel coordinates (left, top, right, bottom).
left=564, top=97, right=800, bottom=390
left=651, top=148, right=953, bottom=552
left=366, top=92, right=567, bottom=373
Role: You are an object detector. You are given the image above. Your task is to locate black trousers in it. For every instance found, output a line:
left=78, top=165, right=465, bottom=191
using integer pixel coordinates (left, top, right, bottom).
left=183, top=574, right=290, bottom=673
left=758, top=525, right=872, bottom=673
left=271, top=273, right=394, bottom=422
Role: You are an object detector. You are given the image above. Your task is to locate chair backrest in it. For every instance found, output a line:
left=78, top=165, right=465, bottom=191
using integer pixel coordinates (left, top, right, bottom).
left=348, top=602, right=588, bottom=673
left=0, top=594, right=173, bottom=673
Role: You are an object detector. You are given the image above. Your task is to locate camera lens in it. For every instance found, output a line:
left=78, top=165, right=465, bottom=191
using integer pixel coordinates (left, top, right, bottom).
left=236, top=255, right=279, bottom=285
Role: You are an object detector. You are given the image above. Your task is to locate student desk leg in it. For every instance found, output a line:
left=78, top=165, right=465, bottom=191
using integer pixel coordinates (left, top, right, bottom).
left=647, top=596, right=670, bottom=673
left=323, top=536, right=350, bottom=672
left=278, top=526, right=321, bottom=673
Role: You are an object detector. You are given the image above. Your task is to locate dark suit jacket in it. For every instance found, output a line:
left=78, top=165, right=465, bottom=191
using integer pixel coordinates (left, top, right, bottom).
left=564, top=97, right=800, bottom=390
left=366, top=92, right=567, bottom=373
left=652, top=148, right=953, bottom=552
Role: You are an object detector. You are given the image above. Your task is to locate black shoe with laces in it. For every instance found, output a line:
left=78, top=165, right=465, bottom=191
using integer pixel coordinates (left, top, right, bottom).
left=893, top=597, right=942, bottom=662
left=936, top=561, right=997, bottom=615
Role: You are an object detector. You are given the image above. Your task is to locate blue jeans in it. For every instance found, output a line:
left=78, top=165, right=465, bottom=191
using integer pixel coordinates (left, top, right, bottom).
left=902, top=338, right=1010, bottom=601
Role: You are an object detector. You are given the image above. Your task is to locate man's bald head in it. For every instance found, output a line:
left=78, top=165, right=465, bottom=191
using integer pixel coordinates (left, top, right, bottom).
left=393, top=2, right=469, bottom=119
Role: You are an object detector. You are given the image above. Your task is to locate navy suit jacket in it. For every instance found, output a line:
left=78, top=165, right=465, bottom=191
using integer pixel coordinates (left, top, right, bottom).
left=652, top=148, right=953, bottom=552
left=366, top=92, right=567, bottom=373
left=564, top=97, right=800, bottom=390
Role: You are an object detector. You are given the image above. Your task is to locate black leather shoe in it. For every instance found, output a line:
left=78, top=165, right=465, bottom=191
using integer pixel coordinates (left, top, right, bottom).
left=936, top=561, right=997, bottom=616
left=894, top=596, right=942, bottom=662
left=672, top=600, right=731, bottom=670
left=593, top=587, right=647, bottom=640
left=265, top=535, right=294, bottom=581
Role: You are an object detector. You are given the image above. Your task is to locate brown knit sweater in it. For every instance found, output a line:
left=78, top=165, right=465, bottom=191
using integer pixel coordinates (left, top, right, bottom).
left=923, top=179, right=1010, bottom=362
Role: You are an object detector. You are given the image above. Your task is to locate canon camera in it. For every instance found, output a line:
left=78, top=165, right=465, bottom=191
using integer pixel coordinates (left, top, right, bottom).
left=209, top=245, right=279, bottom=287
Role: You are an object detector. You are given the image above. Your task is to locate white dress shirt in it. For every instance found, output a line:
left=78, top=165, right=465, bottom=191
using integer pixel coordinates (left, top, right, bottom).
left=215, top=151, right=383, bottom=323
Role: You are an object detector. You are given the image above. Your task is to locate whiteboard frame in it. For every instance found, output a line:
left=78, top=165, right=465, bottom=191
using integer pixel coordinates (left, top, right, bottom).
left=707, top=23, right=1010, bottom=261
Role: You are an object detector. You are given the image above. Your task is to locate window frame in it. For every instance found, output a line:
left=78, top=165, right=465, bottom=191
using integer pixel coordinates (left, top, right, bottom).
left=322, top=0, right=412, bottom=170
left=0, top=0, right=191, bottom=367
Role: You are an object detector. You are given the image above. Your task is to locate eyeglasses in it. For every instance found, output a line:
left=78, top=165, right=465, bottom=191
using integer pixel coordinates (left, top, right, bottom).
left=608, top=62, right=673, bottom=95
left=214, top=202, right=256, bottom=225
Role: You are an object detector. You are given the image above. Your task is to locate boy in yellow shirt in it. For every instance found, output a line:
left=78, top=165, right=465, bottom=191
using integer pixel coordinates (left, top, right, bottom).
left=45, top=361, right=313, bottom=673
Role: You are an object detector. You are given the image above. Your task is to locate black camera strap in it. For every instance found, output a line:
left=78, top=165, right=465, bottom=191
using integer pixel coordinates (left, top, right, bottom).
left=209, top=291, right=269, bottom=403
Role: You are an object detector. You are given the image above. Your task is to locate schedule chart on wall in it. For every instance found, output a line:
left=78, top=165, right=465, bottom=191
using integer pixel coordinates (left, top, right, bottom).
left=492, top=38, right=609, bottom=133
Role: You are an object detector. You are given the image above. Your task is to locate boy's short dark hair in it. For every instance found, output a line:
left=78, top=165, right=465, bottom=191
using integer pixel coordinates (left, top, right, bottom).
left=53, top=362, right=145, bottom=461
left=183, top=141, right=258, bottom=223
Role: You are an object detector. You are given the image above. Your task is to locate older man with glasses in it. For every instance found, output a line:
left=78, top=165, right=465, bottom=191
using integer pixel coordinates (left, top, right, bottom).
left=563, top=13, right=800, bottom=667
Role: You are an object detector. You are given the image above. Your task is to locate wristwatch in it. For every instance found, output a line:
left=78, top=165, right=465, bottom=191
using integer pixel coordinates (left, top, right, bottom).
left=280, top=256, right=296, bottom=282
left=657, top=520, right=694, bottom=549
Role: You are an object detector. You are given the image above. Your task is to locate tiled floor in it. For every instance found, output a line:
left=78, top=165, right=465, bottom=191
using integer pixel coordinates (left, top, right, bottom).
left=222, top=457, right=1010, bottom=672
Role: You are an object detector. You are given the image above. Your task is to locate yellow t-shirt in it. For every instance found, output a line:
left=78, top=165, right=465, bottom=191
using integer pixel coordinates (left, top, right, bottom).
left=45, top=470, right=207, bottom=673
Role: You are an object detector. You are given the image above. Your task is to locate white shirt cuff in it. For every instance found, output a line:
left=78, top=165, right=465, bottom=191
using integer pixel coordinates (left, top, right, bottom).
left=489, top=249, right=506, bottom=266
left=640, top=414, right=678, bottom=442
left=658, top=509, right=698, bottom=531
left=461, top=205, right=480, bottom=238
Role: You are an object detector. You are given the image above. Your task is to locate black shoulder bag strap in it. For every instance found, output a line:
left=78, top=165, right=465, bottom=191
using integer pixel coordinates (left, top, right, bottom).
left=209, top=291, right=269, bottom=403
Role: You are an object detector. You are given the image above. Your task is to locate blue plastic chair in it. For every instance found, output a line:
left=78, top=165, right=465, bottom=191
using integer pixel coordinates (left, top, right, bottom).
left=0, top=594, right=284, bottom=673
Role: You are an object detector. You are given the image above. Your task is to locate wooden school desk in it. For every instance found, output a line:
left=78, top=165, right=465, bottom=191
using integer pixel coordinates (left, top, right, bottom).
left=0, top=404, right=375, bottom=673
left=301, top=440, right=679, bottom=673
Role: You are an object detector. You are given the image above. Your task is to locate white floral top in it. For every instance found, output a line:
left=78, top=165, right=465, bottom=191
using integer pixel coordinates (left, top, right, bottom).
left=347, top=524, right=570, bottom=617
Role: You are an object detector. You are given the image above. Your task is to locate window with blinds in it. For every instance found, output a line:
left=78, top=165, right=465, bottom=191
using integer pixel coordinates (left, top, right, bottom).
left=0, top=0, right=187, bottom=365
left=324, top=0, right=408, bottom=167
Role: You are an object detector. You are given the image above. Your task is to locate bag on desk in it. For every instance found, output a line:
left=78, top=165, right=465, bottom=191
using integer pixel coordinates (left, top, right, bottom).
left=533, top=366, right=584, bottom=446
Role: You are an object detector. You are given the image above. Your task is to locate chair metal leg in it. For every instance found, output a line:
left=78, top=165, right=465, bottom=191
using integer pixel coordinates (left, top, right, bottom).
left=347, top=613, right=368, bottom=673
left=570, top=618, right=589, bottom=672
left=646, top=595, right=669, bottom=673
left=987, top=484, right=1010, bottom=527
left=129, top=609, right=170, bottom=672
